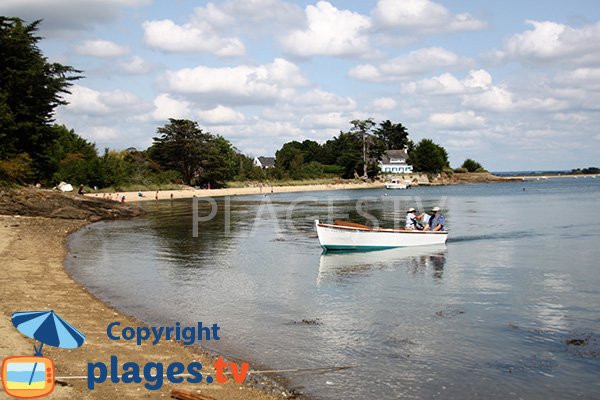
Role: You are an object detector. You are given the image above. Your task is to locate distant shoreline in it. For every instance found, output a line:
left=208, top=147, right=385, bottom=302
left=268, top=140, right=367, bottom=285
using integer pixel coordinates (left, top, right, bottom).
left=86, top=181, right=386, bottom=202
left=82, top=173, right=600, bottom=203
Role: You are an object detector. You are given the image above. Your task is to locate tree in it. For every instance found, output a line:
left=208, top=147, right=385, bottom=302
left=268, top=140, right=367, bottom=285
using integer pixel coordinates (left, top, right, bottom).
left=322, top=131, right=363, bottom=179
left=275, top=141, right=303, bottom=170
left=149, top=119, right=212, bottom=185
left=461, top=158, right=485, bottom=172
left=350, top=119, right=376, bottom=178
left=149, top=119, right=238, bottom=186
left=202, top=136, right=238, bottom=185
left=409, top=139, right=449, bottom=174
left=0, top=17, right=81, bottom=177
left=374, top=120, right=412, bottom=150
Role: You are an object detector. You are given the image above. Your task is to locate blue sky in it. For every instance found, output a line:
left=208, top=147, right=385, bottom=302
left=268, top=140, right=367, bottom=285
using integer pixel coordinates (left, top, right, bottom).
left=2, top=0, right=599, bottom=171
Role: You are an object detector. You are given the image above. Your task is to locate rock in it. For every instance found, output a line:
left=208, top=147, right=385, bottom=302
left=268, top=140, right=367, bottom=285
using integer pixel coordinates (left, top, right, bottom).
left=0, top=187, right=143, bottom=221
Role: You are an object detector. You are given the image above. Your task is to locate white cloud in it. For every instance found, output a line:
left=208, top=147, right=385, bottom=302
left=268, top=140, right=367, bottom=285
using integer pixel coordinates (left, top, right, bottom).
left=462, top=85, right=515, bottom=112
left=142, top=19, right=245, bottom=57
left=289, top=89, right=356, bottom=112
left=553, top=113, right=588, bottom=123
left=349, top=47, right=465, bottom=82
left=499, top=20, right=600, bottom=65
left=0, top=0, right=150, bottom=34
left=118, top=56, right=154, bottom=74
left=556, top=68, right=600, bottom=90
left=64, top=85, right=110, bottom=114
left=64, top=85, right=147, bottom=116
left=192, top=0, right=304, bottom=34
left=429, top=111, right=485, bottom=129
left=402, top=70, right=492, bottom=95
left=371, top=97, right=397, bottom=110
left=446, top=138, right=481, bottom=149
left=198, top=105, right=245, bottom=125
left=301, top=112, right=348, bottom=129
left=87, top=126, right=118, bottom=140
left=75, top=39, right=129, bottom=57
left=140, top=94, right=192, bottom=122
left=281, top=1, right=372, bottom=58
left=164, top=58, right=307, bottom=104
left=372, top=0, right=486, bottom=33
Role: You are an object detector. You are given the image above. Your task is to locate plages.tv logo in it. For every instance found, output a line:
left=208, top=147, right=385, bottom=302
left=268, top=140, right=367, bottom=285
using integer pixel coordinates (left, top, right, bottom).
left=1, top=310, right=85, bottom=399
left=86, top=321, right=250, bottom=390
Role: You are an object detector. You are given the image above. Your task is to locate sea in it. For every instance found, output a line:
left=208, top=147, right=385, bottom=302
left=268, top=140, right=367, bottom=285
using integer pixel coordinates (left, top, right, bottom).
left=66, top=178, right=600, bottom=399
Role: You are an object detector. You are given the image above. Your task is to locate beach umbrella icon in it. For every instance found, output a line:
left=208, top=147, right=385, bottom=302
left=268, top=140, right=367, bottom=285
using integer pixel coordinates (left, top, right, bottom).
left=12, top=310, right=86, bottom=355
left=11, top=310, right=86, bottom=385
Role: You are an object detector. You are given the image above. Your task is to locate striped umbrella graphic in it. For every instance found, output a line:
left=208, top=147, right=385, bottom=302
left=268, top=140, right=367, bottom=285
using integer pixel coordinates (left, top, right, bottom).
left=11, top=310, right=86, bottom=385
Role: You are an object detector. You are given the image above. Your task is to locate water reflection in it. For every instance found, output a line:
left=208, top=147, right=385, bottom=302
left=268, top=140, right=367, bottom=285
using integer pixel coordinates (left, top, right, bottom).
left=317, top=245, right=447, bottom=285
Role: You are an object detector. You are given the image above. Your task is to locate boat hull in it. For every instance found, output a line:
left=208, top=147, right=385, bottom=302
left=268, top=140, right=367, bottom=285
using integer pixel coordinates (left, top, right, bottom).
left=315, top=220, right=448, bottom=250
left=384, top=183, right=407, bottom=189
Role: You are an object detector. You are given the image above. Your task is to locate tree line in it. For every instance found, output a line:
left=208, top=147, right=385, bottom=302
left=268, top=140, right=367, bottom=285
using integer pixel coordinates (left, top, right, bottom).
left=0, top=16, right=487, bottom=190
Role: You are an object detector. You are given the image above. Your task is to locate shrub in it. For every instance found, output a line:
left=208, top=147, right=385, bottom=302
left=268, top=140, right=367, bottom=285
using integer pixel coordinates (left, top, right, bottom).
left=461, top=158, right=485, bottom=172
left=0, top=153, right=33, bottom=184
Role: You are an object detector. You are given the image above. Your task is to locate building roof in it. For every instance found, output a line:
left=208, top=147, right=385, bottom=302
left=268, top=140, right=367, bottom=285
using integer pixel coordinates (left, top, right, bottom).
left=380, top=149, right=409, bottom=164
left=257, top=156, right=275, bottom=167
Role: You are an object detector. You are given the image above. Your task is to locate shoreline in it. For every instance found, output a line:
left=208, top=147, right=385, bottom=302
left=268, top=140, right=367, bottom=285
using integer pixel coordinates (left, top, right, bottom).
left=87, top=181, right=385, bottom=203
left=0, top=215, right=287, bottom=400
left=85, top=173, right=599, bottom=203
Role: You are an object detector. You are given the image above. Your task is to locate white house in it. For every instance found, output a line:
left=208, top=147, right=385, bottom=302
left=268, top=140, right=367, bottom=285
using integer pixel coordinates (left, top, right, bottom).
left=254, top=156, right=275, bottom=169
left=379, top=149, right=413, bottom=174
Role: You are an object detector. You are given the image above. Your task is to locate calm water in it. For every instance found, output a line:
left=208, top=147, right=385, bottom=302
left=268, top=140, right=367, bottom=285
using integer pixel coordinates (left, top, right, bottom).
left=67, top=179, right=600, bottom=399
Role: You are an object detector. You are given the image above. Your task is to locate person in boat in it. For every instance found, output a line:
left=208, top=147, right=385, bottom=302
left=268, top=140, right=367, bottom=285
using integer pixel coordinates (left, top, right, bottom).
left=405, top=208, right=424, bottom=230
left=428, top=206, right=445, bottom=231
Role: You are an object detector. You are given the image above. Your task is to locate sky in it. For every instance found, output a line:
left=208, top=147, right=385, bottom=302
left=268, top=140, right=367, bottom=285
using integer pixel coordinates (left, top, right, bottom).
left=1, top=0, right=599, bottom=171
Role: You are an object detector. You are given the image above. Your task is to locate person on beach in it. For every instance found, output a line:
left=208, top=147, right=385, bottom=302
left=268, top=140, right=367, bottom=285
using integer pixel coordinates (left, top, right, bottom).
left=121, top=195, right=125, bottom=203
left=155, top=190, right=159, bottom=200
left=428, top=206, right=446, bottom=231
left=78, top=184, right=85, bottom=195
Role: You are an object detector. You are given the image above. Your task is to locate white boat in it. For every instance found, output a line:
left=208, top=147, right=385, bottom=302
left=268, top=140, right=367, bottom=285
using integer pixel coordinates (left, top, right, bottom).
left=384, top=179, right=409, bottom=189
left=315, top=220, right=448, bottom=250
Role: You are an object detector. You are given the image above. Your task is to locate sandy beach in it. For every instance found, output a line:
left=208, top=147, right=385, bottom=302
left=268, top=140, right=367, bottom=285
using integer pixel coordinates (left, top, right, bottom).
left=0, top=215, right=284, bottom=400
left=88, top=181, right=385, bottom=203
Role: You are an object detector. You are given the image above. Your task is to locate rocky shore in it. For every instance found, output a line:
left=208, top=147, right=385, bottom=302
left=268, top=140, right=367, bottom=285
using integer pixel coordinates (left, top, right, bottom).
left=0, top=187, right=142, bottom=220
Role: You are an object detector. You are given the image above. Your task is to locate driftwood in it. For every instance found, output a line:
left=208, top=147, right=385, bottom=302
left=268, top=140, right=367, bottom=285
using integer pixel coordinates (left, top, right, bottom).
left=171, top=388, right=217, bottom=400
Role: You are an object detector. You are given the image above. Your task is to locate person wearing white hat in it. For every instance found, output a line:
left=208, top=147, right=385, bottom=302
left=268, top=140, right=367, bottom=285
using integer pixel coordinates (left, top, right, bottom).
left=405, top=207, right=418, bottom=229
left=428, top=206, right=445, bottom=231
left=406, top=207, right=428, bottom=230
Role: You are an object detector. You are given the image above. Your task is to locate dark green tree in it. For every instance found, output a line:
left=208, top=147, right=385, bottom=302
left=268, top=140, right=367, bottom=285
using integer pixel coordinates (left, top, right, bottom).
left=149, top=119, right=212, bottom=185
left=202, top=136, right=238, bottom=186
left=49, top=125, right=98, bottom=184
left=409, top=139, right=449, bottom=174
left=299, top=139, right=323, bottom=163
left=374, top=120, right=412, bottom=150
left=275, top=141, right=303, bottom=171
left=149, top=119, right=238, bottom=186
left=461, top=158, right=485, bottom=172
left=322, top=131, right=363, bottom=179
left=0, top=17, right=81, bottom=177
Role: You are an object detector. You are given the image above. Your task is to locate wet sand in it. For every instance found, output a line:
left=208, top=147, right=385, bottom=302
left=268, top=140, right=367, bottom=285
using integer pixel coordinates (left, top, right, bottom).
left=0, top=215, right=284, bottom=400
